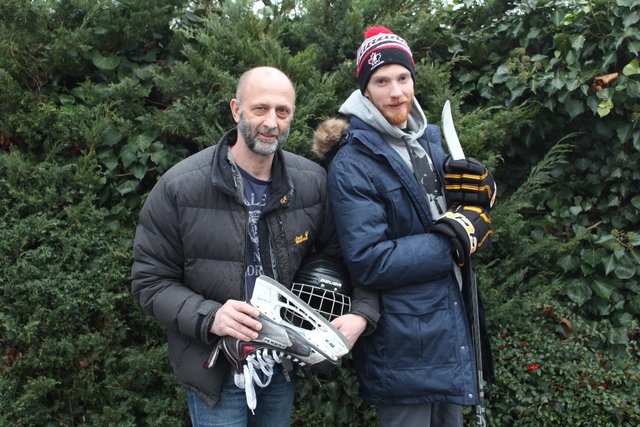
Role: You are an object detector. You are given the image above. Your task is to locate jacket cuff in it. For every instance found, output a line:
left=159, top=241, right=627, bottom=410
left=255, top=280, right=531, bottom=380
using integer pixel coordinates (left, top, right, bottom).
left=349, top=300, right=380, bottom=336
left=198, top=301, right=222, bottom=344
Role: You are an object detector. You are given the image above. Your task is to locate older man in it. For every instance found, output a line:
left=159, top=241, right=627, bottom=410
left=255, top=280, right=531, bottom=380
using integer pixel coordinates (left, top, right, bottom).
left=132, top=67, right=378, bottom=427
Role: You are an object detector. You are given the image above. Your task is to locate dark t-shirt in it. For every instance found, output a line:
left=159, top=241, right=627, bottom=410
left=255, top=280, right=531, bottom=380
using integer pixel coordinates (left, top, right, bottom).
left=237, top=166, right=270, bottom=298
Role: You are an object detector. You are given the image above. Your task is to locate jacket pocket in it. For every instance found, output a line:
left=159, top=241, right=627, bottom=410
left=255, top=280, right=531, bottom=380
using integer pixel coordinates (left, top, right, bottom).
left=381, top=279, right=457, bottom=369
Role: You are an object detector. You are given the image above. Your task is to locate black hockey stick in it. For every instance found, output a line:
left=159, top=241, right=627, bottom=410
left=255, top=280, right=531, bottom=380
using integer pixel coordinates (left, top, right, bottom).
left=442, top=100, right=488, bottom=426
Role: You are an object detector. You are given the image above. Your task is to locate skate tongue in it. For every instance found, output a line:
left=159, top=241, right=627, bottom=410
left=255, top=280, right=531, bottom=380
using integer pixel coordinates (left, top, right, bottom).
left=251, top=276, right=349, bottom=362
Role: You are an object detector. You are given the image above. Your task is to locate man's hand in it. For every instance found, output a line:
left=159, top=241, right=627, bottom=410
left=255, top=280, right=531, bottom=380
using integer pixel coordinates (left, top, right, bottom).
left=331, top=313, right=367, bottom=350
left=209, top=299, right=262, bottom=342
left=444, top=156, right=497, bottom=210
left=431, top=205, right=492, bottom=266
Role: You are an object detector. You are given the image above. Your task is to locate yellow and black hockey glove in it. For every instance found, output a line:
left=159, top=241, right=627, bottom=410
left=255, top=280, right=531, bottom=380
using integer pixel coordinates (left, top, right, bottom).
left=431, top=205, right=492, bottom=267
left=444, top=156, right=497, bottom=211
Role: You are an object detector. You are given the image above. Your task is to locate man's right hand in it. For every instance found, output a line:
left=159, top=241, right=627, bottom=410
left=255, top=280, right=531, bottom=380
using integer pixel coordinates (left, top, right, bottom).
left=431, top=205, right=492, bottom=266
left=209, top=300, right=262, bottom=341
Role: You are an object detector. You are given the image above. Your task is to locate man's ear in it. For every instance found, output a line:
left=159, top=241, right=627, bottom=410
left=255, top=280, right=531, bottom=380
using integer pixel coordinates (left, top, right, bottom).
left=230, top=99, right=241, bottom=123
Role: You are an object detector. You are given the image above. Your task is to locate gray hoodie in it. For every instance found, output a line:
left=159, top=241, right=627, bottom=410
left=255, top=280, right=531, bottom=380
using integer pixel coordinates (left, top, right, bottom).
left=339, top=90, right=446, bottom=218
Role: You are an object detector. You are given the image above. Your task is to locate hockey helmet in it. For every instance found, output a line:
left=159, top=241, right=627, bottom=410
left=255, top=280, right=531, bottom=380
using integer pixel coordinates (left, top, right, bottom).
left=291, top=253, right=352, bottom=321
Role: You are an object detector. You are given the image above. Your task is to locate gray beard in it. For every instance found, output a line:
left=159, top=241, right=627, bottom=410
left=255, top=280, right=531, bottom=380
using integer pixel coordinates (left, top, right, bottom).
left=238, top=115, right=290, bottom=156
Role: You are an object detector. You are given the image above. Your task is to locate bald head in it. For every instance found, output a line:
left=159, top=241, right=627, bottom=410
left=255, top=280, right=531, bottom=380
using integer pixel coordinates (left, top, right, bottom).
left=235, top=66, right=296, bottom=104
left=230, top=67, right=296, bottom=160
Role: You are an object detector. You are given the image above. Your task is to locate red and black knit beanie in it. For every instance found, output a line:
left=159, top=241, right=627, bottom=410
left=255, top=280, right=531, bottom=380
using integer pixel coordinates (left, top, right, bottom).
left=356, top=26, right=416, bottom=94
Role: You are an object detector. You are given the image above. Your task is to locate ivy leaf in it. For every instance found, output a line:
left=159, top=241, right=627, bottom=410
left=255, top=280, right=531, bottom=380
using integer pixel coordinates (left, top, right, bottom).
left=557, top=254, right=578, bottom=271
left=564, top=97, right=585, bottom=118
left=116, top=179, right=139, bottom=195
left=59, top=94, right=75, bottom=105
left=590, top=279, right=614, bottom=300
left=129, top=163, right=148, bottom=180
left=90, top=52, right=121, bottom=71
left=602, top=254, right=616, bottom=276
left=102, top=127, right=122, bottom=147
left=119, top=143, right=138, bottom=168
left=614, top=265, right=636, bottom=280
left=566, top=279, right=591, bottom=305
left=97, top=150, right=118, bottom=171
left=129, top=134, right=154, bottom=151
left=597, top=99, right=613, bottom=117
left=616, top=122, right=634, bottom=143
left=607, top=327, right=629, bottom=345
left=622, top=13, right=639, bottom=29
left=622, top=59, right=640, bottom=76
left=570, top=34, right=585, bottom=50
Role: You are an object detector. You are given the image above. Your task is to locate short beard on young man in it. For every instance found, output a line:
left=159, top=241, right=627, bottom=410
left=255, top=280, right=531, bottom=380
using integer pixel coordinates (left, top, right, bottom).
left=238, top=112, right=290, bottom=156
left=383, top=98, right=413, bottom=127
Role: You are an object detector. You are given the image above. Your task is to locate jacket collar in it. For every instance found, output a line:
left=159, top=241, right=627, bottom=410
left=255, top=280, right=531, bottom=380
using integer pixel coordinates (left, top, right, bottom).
left=211, top=128, right=293, bottom=212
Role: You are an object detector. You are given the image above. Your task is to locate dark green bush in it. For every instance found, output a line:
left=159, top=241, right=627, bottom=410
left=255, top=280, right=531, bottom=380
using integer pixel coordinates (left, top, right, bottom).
left=0, top=151, right=187, bottom=426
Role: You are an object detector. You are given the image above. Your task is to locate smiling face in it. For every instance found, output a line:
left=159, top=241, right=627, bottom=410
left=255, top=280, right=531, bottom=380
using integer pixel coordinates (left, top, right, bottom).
left=231, top=67, right=296, bottom=156
left=364, top=64, right=414, bottom=128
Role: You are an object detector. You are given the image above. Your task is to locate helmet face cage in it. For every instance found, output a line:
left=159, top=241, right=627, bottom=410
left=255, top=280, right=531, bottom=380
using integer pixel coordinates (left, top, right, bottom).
left=290, top=282, right=351, bottom=321
left=284, top=254, right=352, bottom=327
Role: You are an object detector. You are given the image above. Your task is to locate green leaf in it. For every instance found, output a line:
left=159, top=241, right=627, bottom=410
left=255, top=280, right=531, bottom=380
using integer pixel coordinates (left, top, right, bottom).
left=129, top=163, right=148, bottom=180
left=566, top=279, right=592, bottom=304
left=622, top=12, right=639, bottom=29
left=59, top=94, right=76, bottom=105
left=119, top=143, right=138, bottom=168
left=597, top=99, right=613, bottom=117
left=614, top=265, right=636, bottom=279
left=570, top=34, right=585, bottom=51
left=565, top=97, right=585, bottom=118
left=607, top=327, right=629, bottom=345
left=616, top=122, right=634, bottom=143
left=602, top=254, right=616, bottom=275
left=595, top=234, right=616, bottom=246
left=102, top=127, right=122, bottom=147
left=492, top=64, right=512, bottom=84
left=622, top=59, right=640, bottom=76
left=90, top=52, right=121, bottom=71
left=116, top=179, right=139, bottom=195
left=128, top=134, right=154, bottom=151
left=558, top=254, right=578, bottom=271
left=590, top=279, right=614, bottom=300
left=97, top=150, right=118, bottom=171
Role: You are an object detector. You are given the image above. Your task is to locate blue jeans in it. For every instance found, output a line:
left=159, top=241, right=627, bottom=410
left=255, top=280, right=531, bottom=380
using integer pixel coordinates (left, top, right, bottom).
left=187, top=368, right=296, bottom=427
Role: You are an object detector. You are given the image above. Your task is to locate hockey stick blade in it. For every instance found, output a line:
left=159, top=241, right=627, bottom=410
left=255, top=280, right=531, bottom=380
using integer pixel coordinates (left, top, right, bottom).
left=441, top=100, right=465, bottom=160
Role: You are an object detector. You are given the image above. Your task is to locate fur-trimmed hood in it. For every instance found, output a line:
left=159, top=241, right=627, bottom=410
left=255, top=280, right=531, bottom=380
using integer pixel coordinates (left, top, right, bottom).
left=312, top=117, right=350, bottom=161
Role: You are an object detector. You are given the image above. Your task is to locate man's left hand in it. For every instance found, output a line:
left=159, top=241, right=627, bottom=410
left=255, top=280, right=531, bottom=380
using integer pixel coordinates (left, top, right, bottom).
left=331, top=313, right=367, bottom=350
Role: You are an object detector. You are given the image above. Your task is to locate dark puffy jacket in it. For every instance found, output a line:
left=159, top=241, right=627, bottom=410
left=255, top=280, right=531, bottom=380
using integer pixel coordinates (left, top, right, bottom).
left=321, top=117, right=479, bottom=406
left=131, top=129, right=378, bottom=406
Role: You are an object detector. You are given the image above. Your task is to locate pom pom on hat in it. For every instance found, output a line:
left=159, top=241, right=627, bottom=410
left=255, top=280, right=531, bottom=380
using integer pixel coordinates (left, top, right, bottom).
left=356, top=26, right=416, bottom=94
left=363, top=26, right=394, bottom=39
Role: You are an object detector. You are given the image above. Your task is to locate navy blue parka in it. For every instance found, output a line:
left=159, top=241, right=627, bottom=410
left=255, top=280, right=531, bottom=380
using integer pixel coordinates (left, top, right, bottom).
left=325, top=115, right=479, bottom=406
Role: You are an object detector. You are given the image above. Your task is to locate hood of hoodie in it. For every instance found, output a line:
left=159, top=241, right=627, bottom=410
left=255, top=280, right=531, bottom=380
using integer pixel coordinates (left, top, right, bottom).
left=312, top=90, right=428, bottom=163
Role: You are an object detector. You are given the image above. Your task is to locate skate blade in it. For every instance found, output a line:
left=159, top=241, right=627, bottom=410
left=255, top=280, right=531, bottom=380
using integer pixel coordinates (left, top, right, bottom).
left=251, top=275, right=350, bottom=362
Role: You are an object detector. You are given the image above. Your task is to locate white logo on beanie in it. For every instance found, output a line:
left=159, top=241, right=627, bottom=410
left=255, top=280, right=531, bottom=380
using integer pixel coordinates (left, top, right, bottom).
left=367, top=51, right=384, bottom=70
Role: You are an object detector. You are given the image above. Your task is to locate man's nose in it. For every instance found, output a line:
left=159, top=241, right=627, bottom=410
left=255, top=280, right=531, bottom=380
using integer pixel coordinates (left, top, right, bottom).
left=389, top=81, right=403, bottom=97
left=262, top=109, right=278, bottom=128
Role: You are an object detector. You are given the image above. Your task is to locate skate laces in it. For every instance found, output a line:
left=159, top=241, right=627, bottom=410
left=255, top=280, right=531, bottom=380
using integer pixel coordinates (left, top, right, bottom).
left=233, top=348, right=304, bottom=413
